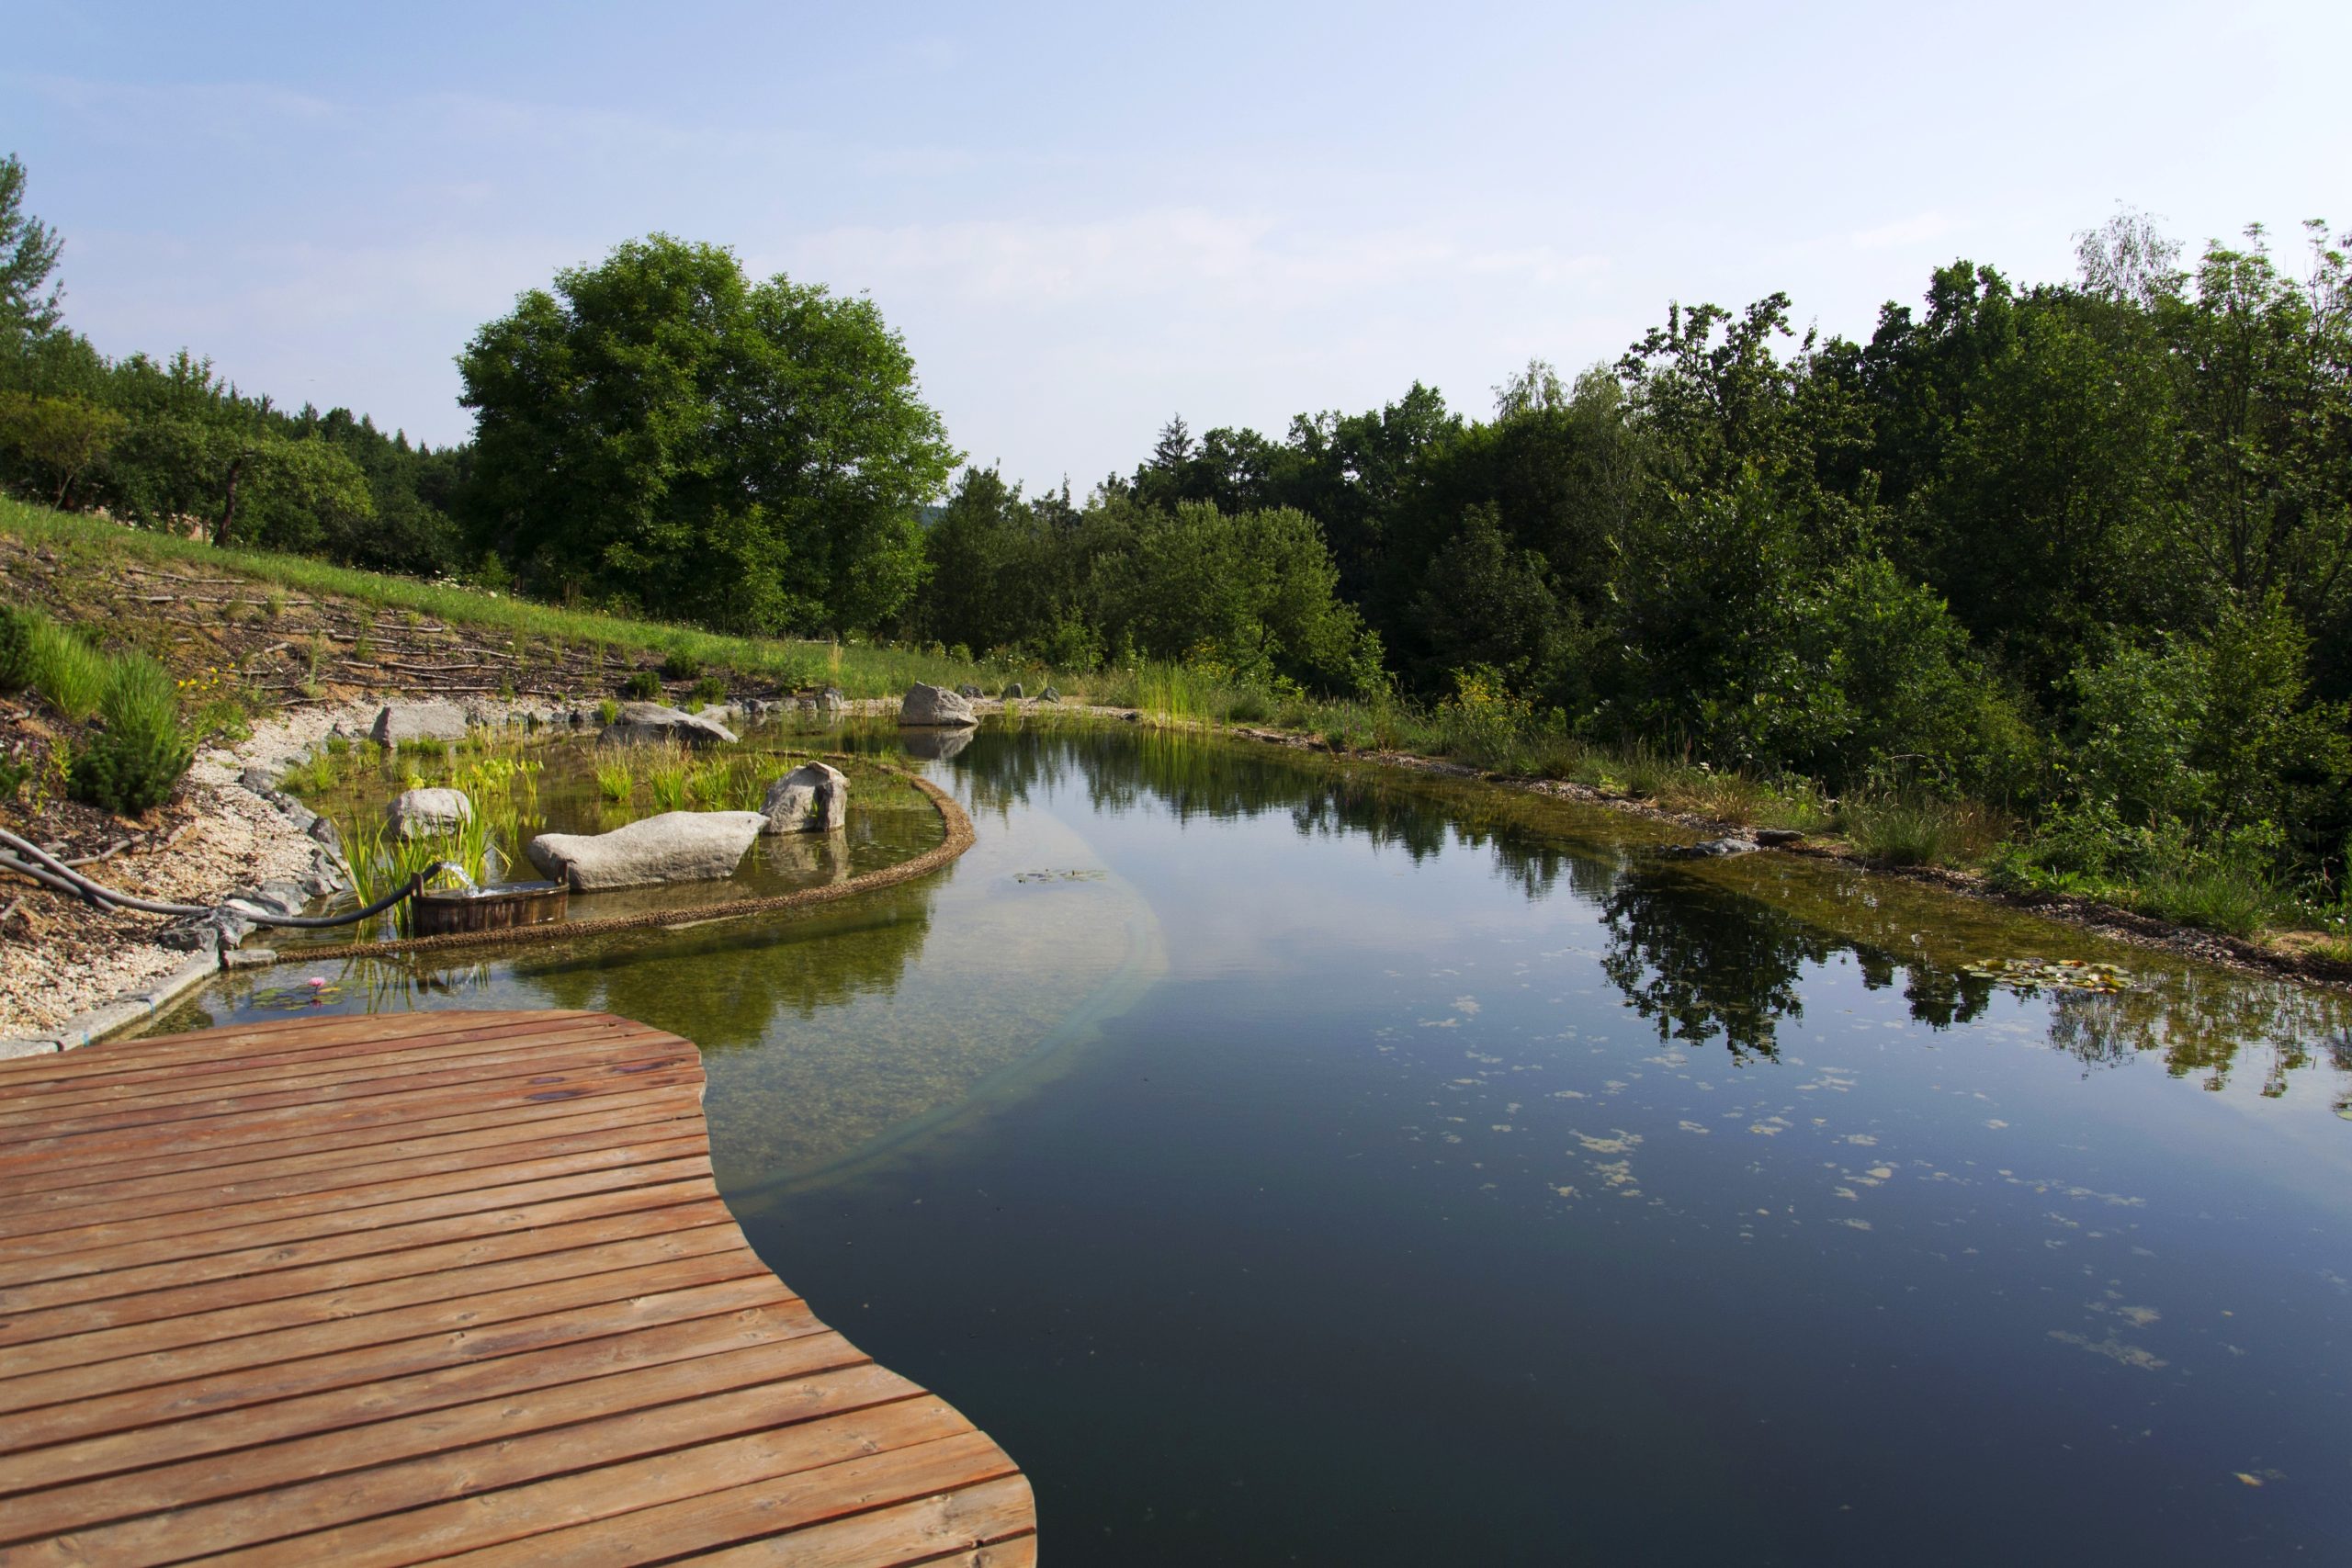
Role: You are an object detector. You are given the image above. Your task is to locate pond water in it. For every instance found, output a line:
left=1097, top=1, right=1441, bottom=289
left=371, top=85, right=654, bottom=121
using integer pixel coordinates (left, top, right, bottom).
left=147, top=719, right=2352, bottom=1565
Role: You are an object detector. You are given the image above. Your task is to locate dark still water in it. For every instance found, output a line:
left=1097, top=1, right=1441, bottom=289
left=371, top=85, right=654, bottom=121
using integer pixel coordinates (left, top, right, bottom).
left=153, top=720, right=2352, bottom=1565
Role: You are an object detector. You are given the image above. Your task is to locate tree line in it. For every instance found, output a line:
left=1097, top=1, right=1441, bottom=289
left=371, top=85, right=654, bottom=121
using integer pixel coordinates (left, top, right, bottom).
left=3, top=148, right=2348, bottom=899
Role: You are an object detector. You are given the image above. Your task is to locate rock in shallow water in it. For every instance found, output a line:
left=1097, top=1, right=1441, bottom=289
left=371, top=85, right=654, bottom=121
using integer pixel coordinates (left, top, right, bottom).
left=597, top=701, right=738, bottom=748
left=761, top=761, right=848, bottom=834
left=371, top=701, right=472, bottom=748
left=899, top=682, right=978, bottom=727
left=526, top=810, right=767, bottom=891
left=387, top=786, right=472, bottom=840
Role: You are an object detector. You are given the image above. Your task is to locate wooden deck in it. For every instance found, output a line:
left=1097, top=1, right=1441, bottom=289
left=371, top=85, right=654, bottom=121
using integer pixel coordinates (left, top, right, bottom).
left=0, top=1010, right=1035, bottom=1565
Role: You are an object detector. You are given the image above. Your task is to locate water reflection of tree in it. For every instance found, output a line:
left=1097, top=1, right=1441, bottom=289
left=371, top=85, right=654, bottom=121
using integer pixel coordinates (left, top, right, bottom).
left=507, top=884, right=937, bottom=1052
left=930, top=720, right=2352, bottom=1096
left=2044, top=971, right=2352, bottom=1095
left=948, top=721, right=1617, bottom=898
left=1600, top=870, right=1830, bottom=1061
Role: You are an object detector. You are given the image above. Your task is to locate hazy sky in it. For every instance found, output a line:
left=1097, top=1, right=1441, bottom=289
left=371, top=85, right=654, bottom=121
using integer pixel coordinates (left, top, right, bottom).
left=9, top=1, right=2348, bottom=491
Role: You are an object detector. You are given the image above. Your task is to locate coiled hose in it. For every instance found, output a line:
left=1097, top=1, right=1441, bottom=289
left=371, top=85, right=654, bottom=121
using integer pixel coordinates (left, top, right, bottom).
left=0, top=827, right=431, bottom=929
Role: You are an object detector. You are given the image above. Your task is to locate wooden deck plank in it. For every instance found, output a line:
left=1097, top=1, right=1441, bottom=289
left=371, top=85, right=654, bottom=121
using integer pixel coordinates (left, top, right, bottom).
left=194, top=1401, right=985, bottom=1568
left=0, top=1138, right=712, bottom=1268
left=0, top=1334, right=882, bottom=1541
left=686, top=1474, right=1037, bottom=1568
left=0, top=1173, right=716, bottom=1309
left=0, top=1195, right=734, bottom=1343
left=427, top=1430, right=1020, bottom=1568
left=1, top=1222, right=752, bottom=1378
left=0, top=1010, right=635, bottom=1109
left=0, top=1086, right=702, bottom=1216
left=0, top=1010, right=1033, bottom=1564
left=0, top=1059, right=705, bottom=1182
left=0, top=1024, right=671, bottom=1129
left=0, top=1277, right=804, bottom=1456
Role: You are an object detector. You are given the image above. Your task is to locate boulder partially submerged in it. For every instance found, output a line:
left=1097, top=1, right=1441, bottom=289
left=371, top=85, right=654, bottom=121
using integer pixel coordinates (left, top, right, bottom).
left=598, top=701, right=739, bottom=748
left=762, top=761, right=849, bottom=834
left=371, top=700, right=471, bottom=748
left=526, top=810, right=766, bottom=891
left=387, top=786, right=472, bottom=840
left=899, top=682, right=978, bottom=728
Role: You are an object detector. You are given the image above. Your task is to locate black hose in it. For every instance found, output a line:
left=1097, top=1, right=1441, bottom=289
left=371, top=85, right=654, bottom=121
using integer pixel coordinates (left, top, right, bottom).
left=0, top=828, right=430, bottom=929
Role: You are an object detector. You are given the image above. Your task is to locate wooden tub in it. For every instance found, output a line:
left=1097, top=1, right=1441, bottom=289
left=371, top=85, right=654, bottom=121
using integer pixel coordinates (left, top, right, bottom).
left=413, top=880, right=570, bottom=936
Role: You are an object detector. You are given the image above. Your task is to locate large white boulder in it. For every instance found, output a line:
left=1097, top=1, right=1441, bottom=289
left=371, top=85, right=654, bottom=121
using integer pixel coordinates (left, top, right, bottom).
left=899, top=682, right=978, bottom=728
left=598, top=702, right=739, bottom=748
left=526, top=810, right=766, bottom=891
left=761, top=761, right=849, bottom=834
left=386, top=786, right=472, bottom=840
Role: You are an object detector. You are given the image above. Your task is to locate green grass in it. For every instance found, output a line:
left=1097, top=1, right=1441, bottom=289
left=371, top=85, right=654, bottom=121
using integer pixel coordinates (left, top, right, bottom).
left=1836, top=795, right=2006, bottom=868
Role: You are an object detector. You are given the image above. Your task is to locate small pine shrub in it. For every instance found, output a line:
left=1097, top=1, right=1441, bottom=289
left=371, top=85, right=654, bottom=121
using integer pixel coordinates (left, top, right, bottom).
left=0, top=605, right=34, bottom=690
left=659, top=650, right=704, bottom=682
left=621, top=670, right=662, bottom=700
left=692, top=673, right=727, bottom=703
left=28, top=614, right=108, bottom=722
left=68, top=654, right=194, bottom=813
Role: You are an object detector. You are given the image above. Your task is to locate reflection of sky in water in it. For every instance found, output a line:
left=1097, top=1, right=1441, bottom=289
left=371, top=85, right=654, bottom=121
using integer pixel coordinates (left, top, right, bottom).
left=140, top=721, right=2352, bottom=1563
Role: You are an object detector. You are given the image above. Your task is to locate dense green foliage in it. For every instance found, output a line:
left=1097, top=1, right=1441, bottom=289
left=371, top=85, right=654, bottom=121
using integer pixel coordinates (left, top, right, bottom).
left=458, top=235, right=956, bottom=634
left=3, top=142, right=2347, bottom=919
left=924, top=211, right=2346, bottom=910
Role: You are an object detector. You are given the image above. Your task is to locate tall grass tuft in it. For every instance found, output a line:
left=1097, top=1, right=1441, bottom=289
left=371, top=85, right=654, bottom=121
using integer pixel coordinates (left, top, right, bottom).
left=594, top=752, right=635, bottom=803
left=646, top=743, right=692, bottom=812
left=1837, top=795, right=2004, bottom=868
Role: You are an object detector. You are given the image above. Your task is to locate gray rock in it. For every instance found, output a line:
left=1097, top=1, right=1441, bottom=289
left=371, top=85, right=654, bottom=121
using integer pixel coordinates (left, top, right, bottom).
left=388, top=786, right=473, bottom=840
left=1039, top=686, right=1060, bottom=703
left=222, top=946, right=280, bottom=971
left=306, top=816, right=344, bottom=856
left=816, top=687, right=847, bottom=714
left=899, top=682, right=978, bottom=728
left=598, top=701, right=739, bottom=748
left=238, top=766, right=279, bottom=795
left=371, top=700, right=472, bottom=748
left=1666, top=836, right=1760, bottom=860
left=956, top=683, right=982, bottom=699
left=761, top=761, right=849, bottom=834
left=1755, top=828, right=1805, bottom=848
left=1003, top=682, right=1024, bottom=700
left=526, top=810, right=767, bottom=892
left=257, top=878, right=311, bottom=913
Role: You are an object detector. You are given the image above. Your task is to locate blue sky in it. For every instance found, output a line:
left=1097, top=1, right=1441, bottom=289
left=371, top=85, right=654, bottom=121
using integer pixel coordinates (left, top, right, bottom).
left=7, top=1, right=2348, bottom=491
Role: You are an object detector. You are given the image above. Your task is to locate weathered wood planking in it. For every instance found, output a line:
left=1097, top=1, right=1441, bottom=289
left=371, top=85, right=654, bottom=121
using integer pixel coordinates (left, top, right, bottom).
left=0, top=1009, right=1035, bottom=1565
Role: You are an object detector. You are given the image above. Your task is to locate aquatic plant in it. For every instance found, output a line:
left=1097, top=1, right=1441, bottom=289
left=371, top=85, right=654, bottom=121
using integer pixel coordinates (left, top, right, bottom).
left=594, top=753, right=635, bottom=802
left=646, top=744, right=692, bottom=811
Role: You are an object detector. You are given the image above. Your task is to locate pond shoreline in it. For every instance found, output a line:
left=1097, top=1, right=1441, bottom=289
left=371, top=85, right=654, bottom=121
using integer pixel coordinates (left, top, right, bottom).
left=1213, top=716, right=2352, bottom=995
left=10, top=689, right=2345, bottom=1056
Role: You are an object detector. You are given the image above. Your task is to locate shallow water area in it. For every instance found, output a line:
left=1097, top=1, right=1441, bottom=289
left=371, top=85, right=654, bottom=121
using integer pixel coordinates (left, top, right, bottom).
left=144, top=719, right=2352, bottom=1565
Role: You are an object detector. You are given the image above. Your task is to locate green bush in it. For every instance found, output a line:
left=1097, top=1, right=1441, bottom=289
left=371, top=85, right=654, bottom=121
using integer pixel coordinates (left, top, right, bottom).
left=659, top=649, right=704, bottom=682
left=68, top=653, right=193, bottom=813
left=620, top=670, right=662, bottom=700
left=692, top=673, right=727, bottom=703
